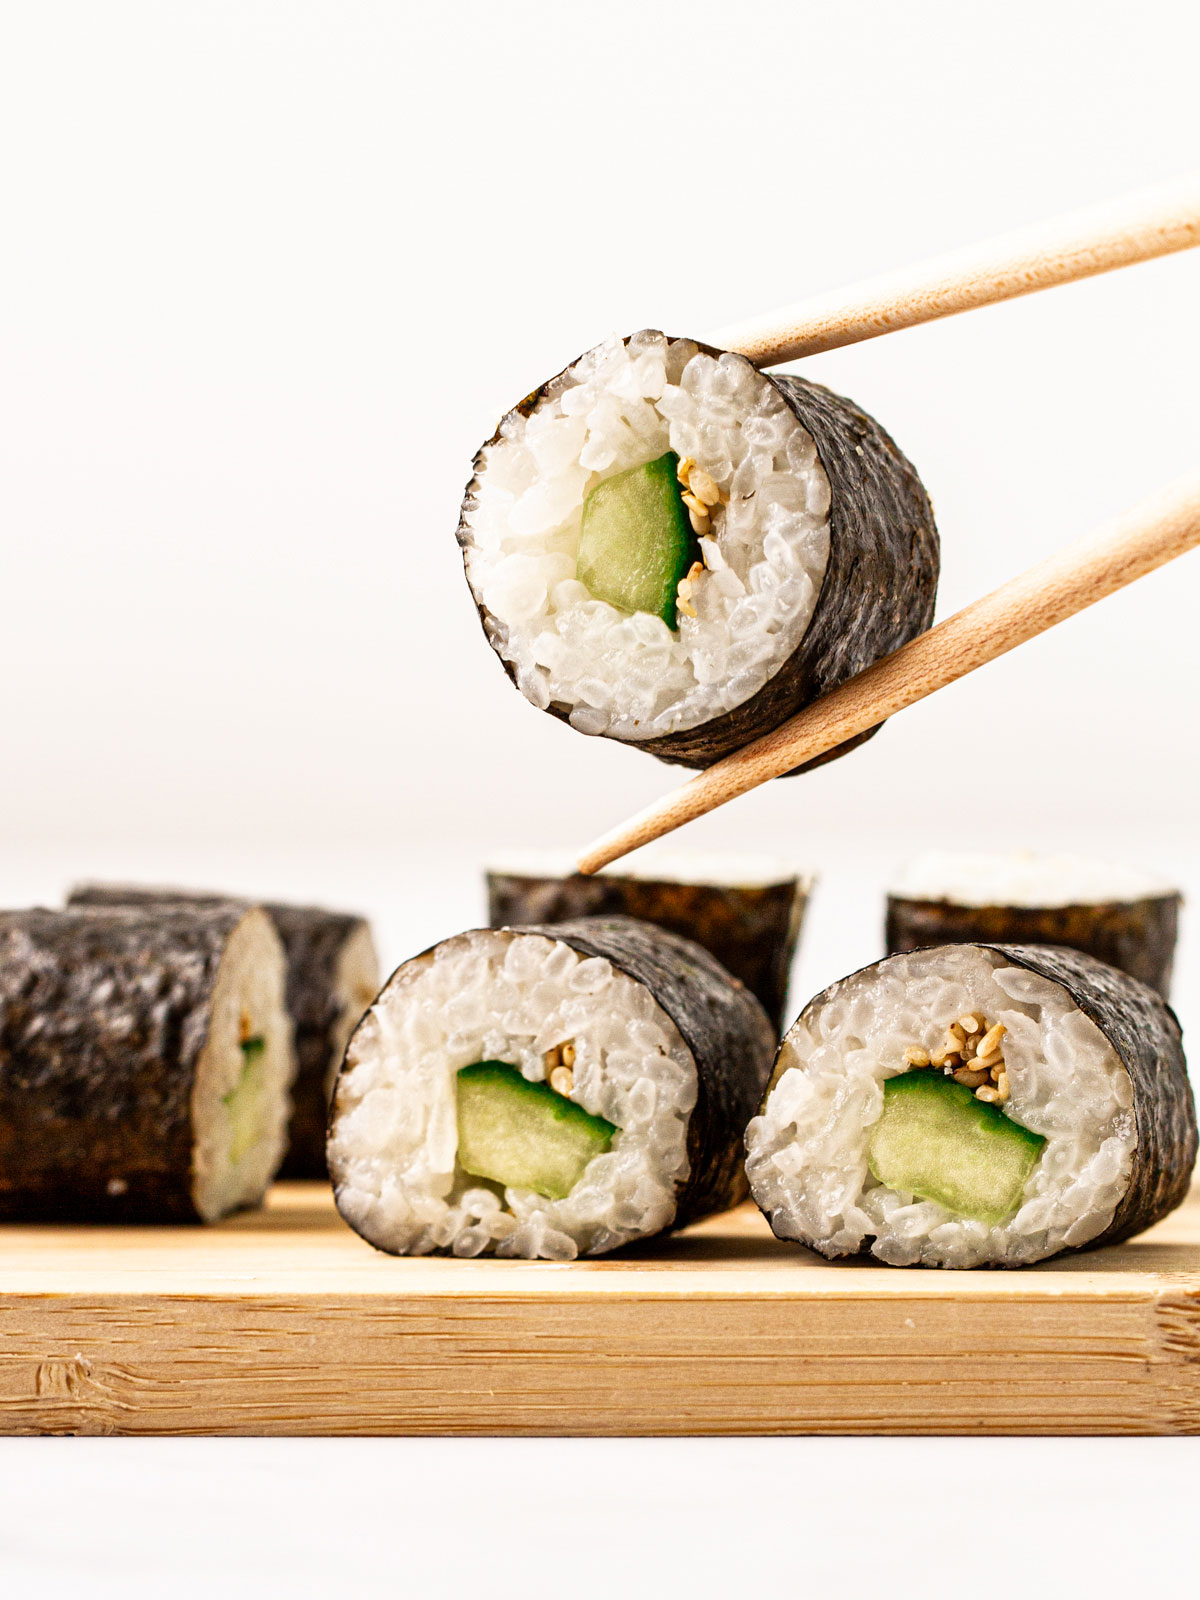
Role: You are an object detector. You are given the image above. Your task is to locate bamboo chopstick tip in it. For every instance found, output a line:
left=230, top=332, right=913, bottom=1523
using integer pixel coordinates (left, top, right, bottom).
left=575, top=846, right=610, bottom=876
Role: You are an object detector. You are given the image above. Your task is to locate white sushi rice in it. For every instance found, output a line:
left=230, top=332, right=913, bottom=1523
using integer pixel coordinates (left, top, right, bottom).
left=890, top=850, right=1174, bottom=908
left=190, top=907, right=295, bottom=1223
left=327, top=929, right=697, bottom=1259
left=746, top=945, right=1135, bottom=1268
left=461, top=330, right=831, bottom=740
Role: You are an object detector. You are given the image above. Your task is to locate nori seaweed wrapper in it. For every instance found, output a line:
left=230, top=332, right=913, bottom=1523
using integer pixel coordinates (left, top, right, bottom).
left=760, top=942, right=1195, bottom=1263
left=487, top=868, right=807, bottom=1032
left=266, top=904, right=375, bottom=1178
left=515, top=916, right=776, bottom=1230
left=333, top=916, right=776, bottom=1250
left=885, top=893, right=1181, bottom=999
left=0, top=905, right=248, bottom=1222
left=991, top=944, right=1195, bottom=1251
left=458, top=333, right=940, bottom=772
left=67, top=884, right=375, bottom=1178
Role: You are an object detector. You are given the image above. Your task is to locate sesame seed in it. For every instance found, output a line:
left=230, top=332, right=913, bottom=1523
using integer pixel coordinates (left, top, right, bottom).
left=953, top=1067, right=989, bottom=1088
left=977, top=1022, right=1006, bottom=1058
left=689, top=467, right=721, bottom=507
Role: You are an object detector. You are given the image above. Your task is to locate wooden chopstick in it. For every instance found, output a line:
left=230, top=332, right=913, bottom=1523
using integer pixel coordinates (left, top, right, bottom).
left=577, top=472, right=1200, bottom=875
left=709, top=173, right=1200, bottom=367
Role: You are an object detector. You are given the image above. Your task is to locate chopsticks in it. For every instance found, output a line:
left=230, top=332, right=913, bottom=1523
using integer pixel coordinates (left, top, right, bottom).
left=709, top=173, right=1200, bottom=367
left=576, top=472, right=1200, bottom=875
left=573, top=177, right=1200, bottom=873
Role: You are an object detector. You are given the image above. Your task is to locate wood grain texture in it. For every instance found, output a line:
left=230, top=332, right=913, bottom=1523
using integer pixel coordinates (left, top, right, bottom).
left=709, top=173, right=1200, bottom=366
left=577, top=471, right=1200, bottom=874
left=2, top=1183, right=1200, bottom=1436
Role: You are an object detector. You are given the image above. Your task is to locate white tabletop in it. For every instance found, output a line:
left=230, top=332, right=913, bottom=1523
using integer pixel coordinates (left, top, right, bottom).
left=1, top=1436, right=1197, bottom=1595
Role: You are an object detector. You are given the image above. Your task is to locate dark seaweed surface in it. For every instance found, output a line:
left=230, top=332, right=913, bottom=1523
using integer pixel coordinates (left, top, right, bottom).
left=487, top=870, right=806, bottom=1032
left=0, top=905, right=245, bottom=1221
left=68, top=883, right=374, bottom=1177
left=457, top=335, right=939, bottom=772
left=886, top=894, right=1181, bottom=999
left=991, top=944, right=1195, bottom=1252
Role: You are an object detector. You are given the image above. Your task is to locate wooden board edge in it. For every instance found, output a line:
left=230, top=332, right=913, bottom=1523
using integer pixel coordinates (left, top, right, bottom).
left=2, top=1280, right=1199, bottom=1436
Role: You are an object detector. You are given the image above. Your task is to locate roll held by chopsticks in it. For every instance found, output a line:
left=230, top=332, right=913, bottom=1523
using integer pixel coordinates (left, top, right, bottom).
left=461, top=175, right=1198, bottom=824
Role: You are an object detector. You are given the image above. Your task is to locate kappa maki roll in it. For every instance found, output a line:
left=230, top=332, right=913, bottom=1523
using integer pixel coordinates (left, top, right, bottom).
left=0, top=904, right=294, bottom=1222
left=328, top=916, right=775, bottom=1259
left=745, top=943, right=1195, bottom=1268
left=486, top=851, right=810, bottom=1033
left=68, top=883, right=380, bottom=1177
left=458, top=330, right=938, bottom=770
left=886, top=851, right=1181, bottom=997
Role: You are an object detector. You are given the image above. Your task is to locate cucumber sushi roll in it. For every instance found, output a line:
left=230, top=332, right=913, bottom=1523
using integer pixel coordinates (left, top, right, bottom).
left=458, top=330, right=938, bottom=769
left=68, top=883, right=380, bottom=1176
left=328, top=916, right=775, bottom=1259
left=745, top=944, right=1195, bottom=1268
left=0, top=904, right=294, bottom=1222
left=886, top=851, right=1181, bottom=997
left=486, top=851, right=810, bottom=1032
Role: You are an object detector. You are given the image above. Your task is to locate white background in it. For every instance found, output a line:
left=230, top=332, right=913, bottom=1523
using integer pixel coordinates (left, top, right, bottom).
left=1, top=1, right=1198, bottom=1590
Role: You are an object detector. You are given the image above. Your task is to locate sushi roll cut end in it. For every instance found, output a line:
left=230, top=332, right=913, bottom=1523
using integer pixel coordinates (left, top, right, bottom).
left=458, top=330, right=937, bottom=768
left=746, top=943, right=1195, bottom=1268
left=327, top=919, right=774, bottom=1260
left=328, top=926, right=698, bottom=1260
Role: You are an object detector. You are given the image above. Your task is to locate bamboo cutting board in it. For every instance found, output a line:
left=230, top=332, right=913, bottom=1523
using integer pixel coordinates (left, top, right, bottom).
left=2, top=1182, right=1199, bottom=1436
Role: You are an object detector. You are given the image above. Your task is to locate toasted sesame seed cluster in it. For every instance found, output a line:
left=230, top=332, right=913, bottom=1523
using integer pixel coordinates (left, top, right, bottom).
left=902, top=1015, right=1010, bottom=1103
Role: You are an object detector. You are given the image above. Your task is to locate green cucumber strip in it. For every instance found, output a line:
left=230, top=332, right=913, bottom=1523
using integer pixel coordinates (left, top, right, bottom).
left=867, top=1070, right=1046, bottom=1227
left=224, top=1036, right=268, bottom=1166
left=576, top=450, right=697, bottom=627
left=455, top=1060, right=617, bottom=1201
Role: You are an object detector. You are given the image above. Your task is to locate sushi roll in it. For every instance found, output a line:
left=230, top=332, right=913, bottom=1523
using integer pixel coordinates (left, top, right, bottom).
left=458, top=330, right=938, bottom=770
left=328, top=916, right=775, bottom=1259
left=745, top=943, right=1195, bottom=1268
left=0, top=904, right=294, bottom=1222
left=68, top=883, right=380, bottom=1177
left=886, top=851, right=1181, bottom=997
left=485, top=851, right=810, bottom=1033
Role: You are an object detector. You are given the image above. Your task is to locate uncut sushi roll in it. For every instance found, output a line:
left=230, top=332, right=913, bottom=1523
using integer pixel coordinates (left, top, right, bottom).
left=458, top=331, right=938, bottom=770
left=328, top=916, right=775, bottom=1259
left=0, top=904, right=294, bottom=1222
left=68, top=883, right=380, bottom=1177
left=886, top=851, right=1181, bottom=998
left=745, top=943, right=1195, bottom=1268
left=486, top=851, right=810, bottom=1033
